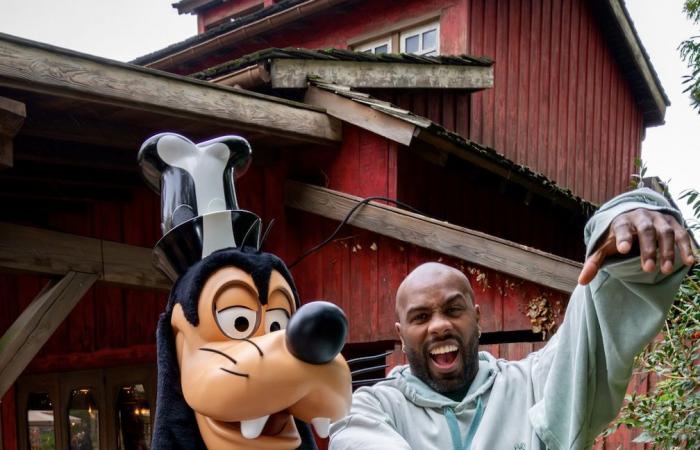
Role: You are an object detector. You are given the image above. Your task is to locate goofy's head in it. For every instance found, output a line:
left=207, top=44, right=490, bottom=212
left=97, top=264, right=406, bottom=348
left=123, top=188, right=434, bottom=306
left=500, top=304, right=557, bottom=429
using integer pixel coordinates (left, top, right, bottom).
left=139, top=133, right=351, bottom=450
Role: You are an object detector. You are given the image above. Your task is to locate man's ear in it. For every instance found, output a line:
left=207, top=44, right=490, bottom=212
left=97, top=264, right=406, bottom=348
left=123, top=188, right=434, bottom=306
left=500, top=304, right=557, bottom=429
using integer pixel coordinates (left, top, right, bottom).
left=475, top=304, right=480, bottom=323
left=395, top=322, right=403, bottom=343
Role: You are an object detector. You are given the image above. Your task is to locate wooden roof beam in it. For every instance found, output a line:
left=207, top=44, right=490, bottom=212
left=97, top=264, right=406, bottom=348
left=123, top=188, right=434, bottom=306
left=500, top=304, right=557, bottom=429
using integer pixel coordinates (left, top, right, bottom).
left=0, top=222, right=170, bottom=291
left=284, top=181, right=582, bottom=293
left=0, top=96, right=25, bottom=169
left=0, top=34, right=341, bottom=146
left=304, top=85, right=416, bottom=145
left=271, top=59, right=494, bottom=89
left=0, top=271, right=98, bottom=397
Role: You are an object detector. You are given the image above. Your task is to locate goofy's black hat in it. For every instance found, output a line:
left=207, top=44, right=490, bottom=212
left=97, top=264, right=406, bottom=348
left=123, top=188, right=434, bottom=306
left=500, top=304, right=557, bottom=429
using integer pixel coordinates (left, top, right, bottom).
left=138, top=132, right=262, bottom=280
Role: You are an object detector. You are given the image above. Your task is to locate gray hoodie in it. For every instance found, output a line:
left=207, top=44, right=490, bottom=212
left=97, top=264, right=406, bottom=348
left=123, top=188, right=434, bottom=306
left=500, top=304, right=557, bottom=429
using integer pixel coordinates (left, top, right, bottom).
left=329, top=188, right=690, bottom=450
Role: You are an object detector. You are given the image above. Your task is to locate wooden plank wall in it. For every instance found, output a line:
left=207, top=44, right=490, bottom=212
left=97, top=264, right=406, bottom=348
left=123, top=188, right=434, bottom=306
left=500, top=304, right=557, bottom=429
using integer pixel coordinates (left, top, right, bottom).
left=183, top=0, right=643, bottom=207
left=285, top=125, right=572, bottom=343
left=467, top=0, right=644, bottom=204
left=395, top=148, right=588, bottom=261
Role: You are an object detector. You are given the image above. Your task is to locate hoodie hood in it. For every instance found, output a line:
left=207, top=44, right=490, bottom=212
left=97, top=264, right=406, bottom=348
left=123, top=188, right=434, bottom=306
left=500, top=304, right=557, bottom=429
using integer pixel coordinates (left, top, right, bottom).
left=387, top=351, right=498, bottom=412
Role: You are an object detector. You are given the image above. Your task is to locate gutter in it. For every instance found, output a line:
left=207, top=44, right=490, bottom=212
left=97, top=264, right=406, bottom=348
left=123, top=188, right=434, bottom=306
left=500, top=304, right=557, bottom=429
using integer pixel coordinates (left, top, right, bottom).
left=213, top=63, right=271, bottom=89
left=146, top=0, right=349, bottom=71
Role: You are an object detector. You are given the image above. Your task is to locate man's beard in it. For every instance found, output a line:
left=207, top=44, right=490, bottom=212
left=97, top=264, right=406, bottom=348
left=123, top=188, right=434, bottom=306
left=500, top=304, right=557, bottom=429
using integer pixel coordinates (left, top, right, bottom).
left=404, top=329, right=480, bottom=396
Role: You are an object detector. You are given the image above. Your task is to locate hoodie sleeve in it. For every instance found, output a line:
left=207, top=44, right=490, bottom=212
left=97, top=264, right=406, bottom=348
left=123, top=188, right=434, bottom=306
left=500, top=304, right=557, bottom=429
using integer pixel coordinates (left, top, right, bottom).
left=527, top=188, right=690, bottom=450
left=329, top=388, right=412, bottom=450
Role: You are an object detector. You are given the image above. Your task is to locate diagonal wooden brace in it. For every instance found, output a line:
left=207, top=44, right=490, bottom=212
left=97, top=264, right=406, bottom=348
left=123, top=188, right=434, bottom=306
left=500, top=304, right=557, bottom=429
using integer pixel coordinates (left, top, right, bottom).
left=0, top=271, right=97, bottom=397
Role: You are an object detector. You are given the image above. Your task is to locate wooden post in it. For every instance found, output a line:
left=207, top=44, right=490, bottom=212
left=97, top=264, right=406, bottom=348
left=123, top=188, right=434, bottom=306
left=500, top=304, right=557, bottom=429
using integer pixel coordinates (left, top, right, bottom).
left=0, top=271, right=98, bottom=397
left=0, top=96, right=26, bottom=169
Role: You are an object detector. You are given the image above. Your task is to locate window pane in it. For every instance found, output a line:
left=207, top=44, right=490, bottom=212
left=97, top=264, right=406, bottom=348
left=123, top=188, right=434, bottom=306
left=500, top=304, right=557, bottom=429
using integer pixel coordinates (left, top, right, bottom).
left=374, top=44, right=389, bottom=54
left=27, top=392, right=56, bottom=450
left=116, top=384, right=152, bottom=450
left=422, top=29, right=437, bottom=50
left=405, top=35, right=419, bottom=53
left=68, top=389, right=99, bottom=450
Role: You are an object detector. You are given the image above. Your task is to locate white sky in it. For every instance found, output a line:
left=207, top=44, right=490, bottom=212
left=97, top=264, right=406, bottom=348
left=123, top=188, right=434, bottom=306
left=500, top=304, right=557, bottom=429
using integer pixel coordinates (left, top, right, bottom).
left=0, top=0, right=698, bottom=224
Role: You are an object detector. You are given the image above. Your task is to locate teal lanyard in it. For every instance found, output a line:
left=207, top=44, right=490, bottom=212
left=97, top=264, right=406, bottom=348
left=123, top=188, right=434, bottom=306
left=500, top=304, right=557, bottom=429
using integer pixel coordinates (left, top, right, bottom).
left=443, top=396, right=484, bottom=450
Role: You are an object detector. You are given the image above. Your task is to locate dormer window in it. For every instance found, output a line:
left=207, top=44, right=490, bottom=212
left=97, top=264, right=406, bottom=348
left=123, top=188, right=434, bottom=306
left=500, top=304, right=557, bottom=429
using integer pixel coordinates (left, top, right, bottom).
left=356, top=37, right=392, bottom=55
left=349, top=16, right=441, bottom=56
left=400, top=21, right=440, bottom=56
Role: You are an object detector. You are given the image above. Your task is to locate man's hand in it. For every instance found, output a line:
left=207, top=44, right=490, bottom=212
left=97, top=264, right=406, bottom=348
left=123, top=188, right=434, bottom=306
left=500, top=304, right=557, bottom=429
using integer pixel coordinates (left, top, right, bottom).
left=578, top=208, right=696, bottom=285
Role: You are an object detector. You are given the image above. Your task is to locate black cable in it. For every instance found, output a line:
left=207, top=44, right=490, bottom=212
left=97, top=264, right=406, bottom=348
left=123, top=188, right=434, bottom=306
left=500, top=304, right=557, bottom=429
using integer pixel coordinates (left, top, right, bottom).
left=288, top=195, right=422, bottom=268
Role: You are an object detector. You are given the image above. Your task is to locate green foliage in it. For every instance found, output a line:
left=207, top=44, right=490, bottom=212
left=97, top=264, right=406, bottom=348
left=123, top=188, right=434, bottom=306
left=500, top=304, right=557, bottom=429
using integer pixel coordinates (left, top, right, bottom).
left=680, top=0, right=700, bottom=110
left=609, top=190, right=700, bottom=449
left=680, top=189, right=700, bottom=232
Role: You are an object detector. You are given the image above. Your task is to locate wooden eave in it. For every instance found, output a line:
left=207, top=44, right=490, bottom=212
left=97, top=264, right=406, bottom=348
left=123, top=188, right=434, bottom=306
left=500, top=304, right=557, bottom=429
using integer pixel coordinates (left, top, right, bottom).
left=140, top=0, right=349, bottom=70
left=596, top=0, right=668, bottom=125
left=304, top=83, right=594, bottom=215
left=0, top=33, right=341, bottom=147
left=173, top=0, right=223, bottom=15
left=269, top=59, right=493, bottom=89
left=138, top=0, right=667, bottom=126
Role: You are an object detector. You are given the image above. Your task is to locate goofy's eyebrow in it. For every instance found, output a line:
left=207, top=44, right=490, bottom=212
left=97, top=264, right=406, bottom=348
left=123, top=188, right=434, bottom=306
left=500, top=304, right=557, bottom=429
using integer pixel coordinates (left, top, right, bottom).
left=269, top=286, right=295, bottom=311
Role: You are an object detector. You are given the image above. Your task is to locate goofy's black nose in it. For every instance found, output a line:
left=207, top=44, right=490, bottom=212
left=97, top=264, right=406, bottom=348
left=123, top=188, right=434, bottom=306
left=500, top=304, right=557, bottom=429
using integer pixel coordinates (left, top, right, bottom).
left=285, top=301, right=348, bottom=364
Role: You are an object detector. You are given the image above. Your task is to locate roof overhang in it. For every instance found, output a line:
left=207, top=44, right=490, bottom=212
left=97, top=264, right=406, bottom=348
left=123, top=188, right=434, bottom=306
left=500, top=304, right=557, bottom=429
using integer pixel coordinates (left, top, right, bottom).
left=137, top=0, right=668, bottom=127
left=304, top=80, right=595, bottom=215
left=173, top=0, right=224, bottom=15
left=0, top=33, right=341, bottom=148
left=596, top=0, right=669, bottom=125
left=217, top=58, right=493, bottom=90
left=136, top=0, right=349, bottom=70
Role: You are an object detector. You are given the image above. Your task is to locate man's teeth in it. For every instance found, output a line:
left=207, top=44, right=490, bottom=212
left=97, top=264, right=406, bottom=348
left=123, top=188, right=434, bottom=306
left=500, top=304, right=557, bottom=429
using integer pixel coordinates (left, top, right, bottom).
left=311, top=417, right=331, bottom=438
left=241, top=415, right=270, bottom=439
left=430, top=344, right=458, bottom=355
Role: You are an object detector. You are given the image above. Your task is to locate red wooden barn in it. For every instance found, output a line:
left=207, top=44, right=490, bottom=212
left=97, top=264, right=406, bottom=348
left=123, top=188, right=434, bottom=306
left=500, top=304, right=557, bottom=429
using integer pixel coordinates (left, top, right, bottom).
left=0, top=0, right=668, bottom=449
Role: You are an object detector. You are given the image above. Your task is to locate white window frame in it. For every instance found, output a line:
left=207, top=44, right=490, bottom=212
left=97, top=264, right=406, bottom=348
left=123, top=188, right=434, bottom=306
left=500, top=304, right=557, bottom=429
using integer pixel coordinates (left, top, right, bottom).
left=355, top=36, right=392, bottom=54
left=400, top=21, right=440, bottom=56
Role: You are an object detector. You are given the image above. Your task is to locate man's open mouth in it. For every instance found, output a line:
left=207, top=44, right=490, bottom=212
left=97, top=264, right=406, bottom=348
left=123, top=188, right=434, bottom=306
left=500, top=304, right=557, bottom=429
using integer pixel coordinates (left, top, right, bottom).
left=429, top=343, right=460, bottom=369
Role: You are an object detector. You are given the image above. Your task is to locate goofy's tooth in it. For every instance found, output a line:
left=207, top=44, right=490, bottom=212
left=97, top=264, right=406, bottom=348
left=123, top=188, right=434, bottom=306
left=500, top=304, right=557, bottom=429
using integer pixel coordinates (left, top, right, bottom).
left=241, top=415, right=270, bottom=439
left=311, top=417, right=331, bottom=438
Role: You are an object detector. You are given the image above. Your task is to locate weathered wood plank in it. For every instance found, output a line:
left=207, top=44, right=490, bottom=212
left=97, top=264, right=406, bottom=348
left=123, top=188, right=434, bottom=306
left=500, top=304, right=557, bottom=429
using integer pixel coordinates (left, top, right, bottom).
left=0, top=96, right=25, bottom=169
left=304, top=86, right=416, bottom=146
left=0, top=33, right=341, bottom=145
left=0, top=271, right=98, bottom=397
left=284, top=181, right=582, bottom=293
left=271, top=59, right=493, bottom=90
left=0, top=222, right=170, bottom=290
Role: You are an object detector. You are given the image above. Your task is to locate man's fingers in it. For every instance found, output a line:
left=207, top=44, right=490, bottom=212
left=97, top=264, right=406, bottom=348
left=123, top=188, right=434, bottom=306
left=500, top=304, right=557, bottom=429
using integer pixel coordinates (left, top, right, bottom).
left=579, top=249, right=605, bottom=285
left=632, top=214, right=657, bottom=272
left=670, top=217, right=696, bottom=266
left=655, top=216, right=676, bottom=273
left=611, top=220, right=633, bottom=254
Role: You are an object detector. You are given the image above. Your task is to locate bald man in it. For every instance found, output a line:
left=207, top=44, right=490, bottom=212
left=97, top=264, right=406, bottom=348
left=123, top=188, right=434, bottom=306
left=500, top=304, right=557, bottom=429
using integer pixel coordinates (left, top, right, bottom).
left=329, top=188, right=695, bottom=450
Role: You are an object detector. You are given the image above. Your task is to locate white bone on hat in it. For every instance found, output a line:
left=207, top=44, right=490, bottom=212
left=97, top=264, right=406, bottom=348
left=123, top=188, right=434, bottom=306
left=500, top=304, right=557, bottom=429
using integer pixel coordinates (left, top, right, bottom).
left=138, top=132, right=262, bottom=281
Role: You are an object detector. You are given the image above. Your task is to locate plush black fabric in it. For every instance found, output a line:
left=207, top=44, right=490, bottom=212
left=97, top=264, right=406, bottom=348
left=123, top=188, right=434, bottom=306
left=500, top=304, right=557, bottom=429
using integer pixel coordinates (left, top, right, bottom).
left=151, top=247, right=316, bottom=450
left=170, top=246, right=300, bottom=326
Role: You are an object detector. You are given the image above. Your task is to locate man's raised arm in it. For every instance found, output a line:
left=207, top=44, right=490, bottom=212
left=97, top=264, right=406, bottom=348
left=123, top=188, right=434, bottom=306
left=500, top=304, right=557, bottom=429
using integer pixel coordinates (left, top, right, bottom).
left=529, top=187, right=695, bottom=450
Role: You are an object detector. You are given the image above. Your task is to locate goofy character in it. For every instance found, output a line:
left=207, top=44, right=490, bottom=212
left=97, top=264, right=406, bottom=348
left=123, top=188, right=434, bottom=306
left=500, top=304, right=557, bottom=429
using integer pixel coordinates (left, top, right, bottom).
left=139, top=133, right=352, bottom=450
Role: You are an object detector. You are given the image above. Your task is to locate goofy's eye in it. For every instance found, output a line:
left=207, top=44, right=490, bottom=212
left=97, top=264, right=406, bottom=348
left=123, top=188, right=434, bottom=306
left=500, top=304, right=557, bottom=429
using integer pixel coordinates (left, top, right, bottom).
left=265, top=309, right=290, bottom=333
left=216, top=306, right=258, bottom=339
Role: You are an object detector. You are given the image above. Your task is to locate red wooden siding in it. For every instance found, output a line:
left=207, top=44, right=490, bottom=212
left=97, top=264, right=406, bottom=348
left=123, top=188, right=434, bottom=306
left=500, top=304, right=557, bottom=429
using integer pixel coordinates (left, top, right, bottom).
left=468, top=0, right=644, bottom=204
left=181, top=0, right=646, bottom=205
